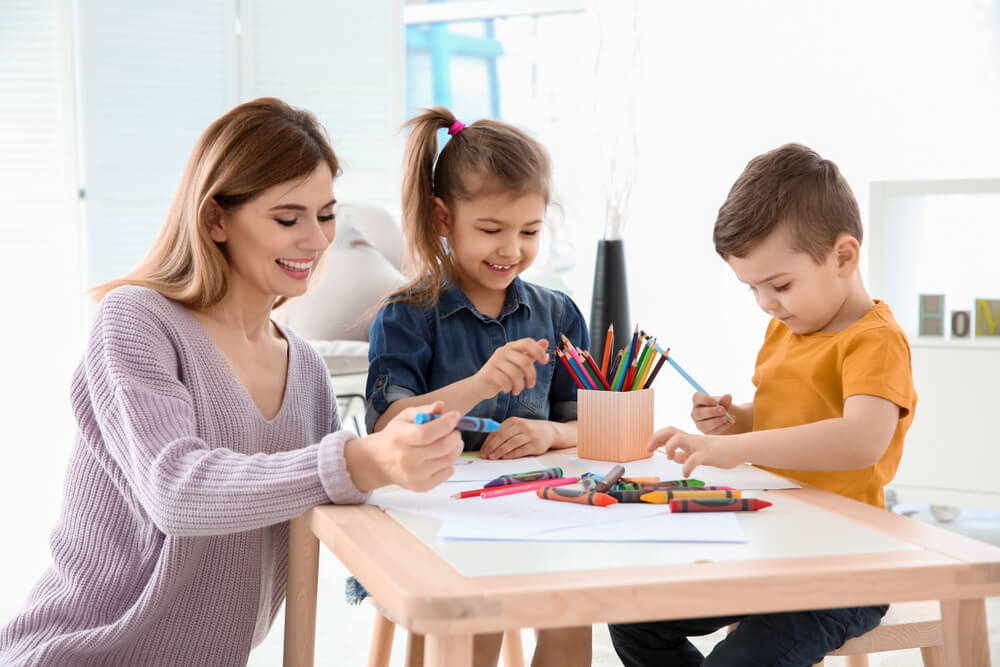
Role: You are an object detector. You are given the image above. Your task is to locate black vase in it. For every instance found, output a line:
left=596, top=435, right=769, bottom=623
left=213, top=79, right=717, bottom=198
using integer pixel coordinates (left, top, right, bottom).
left=589, top=238, right=630, bottom=364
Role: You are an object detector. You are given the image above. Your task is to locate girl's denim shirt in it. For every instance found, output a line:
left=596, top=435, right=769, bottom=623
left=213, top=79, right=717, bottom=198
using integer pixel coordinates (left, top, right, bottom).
left=365, top=277, right=590, bottom=450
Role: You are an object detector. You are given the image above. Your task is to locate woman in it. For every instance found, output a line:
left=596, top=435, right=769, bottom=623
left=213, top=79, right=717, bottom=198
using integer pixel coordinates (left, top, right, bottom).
left=0, top=98, right=463, bottom=666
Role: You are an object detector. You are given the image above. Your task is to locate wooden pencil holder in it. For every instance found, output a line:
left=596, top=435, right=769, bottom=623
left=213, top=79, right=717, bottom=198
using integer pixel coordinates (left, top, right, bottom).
left=577, top=388, right=654, bottom=462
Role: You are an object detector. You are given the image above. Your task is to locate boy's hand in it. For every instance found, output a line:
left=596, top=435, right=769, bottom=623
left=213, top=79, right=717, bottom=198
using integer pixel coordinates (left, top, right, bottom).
left=479, top=417, right=555, bottom=459
left=691, top=392, right=735, bottom=435
left=647, top=426, right=743, bottom=477
left=474, top=338, right=549, bottom=399
left=367, top=401, right=464, bottom=492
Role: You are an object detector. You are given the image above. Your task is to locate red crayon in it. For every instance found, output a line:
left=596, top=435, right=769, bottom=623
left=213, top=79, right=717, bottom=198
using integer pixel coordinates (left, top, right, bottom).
left=669, top=498, right=772, bottom=513
left=537, top=486, right=618, bottom=507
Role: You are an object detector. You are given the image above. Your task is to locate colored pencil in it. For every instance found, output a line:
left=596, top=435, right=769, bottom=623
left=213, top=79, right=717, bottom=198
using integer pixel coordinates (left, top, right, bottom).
left=611, top=345, right=628, bottom=391
left=623, top=353, right=639, bottom=391
left=662, top=348, right=736, bottom=423
left=643, top=347, right=669, bottom=389
left=615, top=325, right=639, bottom=391
left=480, top=476, right=578, bottom=498
left=452, top=476, right=574, bottom=499
left=563, top=345, right=597, bottom=390
left=636, top=340, right=658, bottom=389
left=631, top=340, right=655, bottom=391
left=556, top=348, right=586, bottom=389
left=579, top=347, right=613, bottom=390
left=600, top=323, right=614, bottom=377
left=606, top=349, right=623, bottom=386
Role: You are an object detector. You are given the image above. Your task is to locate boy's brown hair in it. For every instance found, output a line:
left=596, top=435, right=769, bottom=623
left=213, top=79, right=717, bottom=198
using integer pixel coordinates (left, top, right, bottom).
left=713, top=143, right=862, bottom=263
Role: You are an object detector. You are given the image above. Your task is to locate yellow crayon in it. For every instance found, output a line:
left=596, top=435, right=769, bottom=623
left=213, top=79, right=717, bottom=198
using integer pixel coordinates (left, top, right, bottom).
left=639, top=489, right=741, bottom=504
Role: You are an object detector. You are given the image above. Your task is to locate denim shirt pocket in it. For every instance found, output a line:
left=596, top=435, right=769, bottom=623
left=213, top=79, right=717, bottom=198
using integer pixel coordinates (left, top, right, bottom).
left=516, top=349, right=556, bottom=415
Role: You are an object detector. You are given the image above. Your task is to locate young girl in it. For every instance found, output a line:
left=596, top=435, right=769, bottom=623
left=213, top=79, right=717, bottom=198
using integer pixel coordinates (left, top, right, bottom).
left=0, top=98, right=463, bottom=666
left=365, top=107, right=591, bottom=666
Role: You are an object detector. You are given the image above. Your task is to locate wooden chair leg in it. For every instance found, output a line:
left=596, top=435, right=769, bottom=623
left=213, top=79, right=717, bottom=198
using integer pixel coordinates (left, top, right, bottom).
left=844, top=655, right=870, bottom=667
left=367, top=611, right=395, bottom=667
left=405, top=631, right=425, bottom=667
left=920, top=644, right=946, bottom=667
left=501, top=629, right=525, bottom=667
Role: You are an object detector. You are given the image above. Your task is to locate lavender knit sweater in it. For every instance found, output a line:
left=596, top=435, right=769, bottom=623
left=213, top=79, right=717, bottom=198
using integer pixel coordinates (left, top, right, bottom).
left=0, top=286, right=370, bottom=666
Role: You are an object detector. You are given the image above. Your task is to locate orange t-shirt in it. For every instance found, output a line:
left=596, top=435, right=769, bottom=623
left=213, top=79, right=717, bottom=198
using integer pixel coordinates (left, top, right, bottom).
left=752, top=301, right=917, bottom=508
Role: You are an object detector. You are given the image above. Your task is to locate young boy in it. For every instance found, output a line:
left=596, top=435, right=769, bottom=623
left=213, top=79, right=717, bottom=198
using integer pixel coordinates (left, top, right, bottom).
left=608, top=143, right=917, bottom=667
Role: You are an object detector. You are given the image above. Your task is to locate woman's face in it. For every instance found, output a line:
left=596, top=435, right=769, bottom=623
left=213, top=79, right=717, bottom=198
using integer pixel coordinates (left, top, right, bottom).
left=210, top=162, right=336, bottom=301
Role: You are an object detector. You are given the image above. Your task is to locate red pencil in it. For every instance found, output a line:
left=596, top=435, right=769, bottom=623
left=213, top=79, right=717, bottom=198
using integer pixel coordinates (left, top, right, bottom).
left=481, top=476, right=578, bottom=498
left=556, top=348, right=586, bottom=389
left=452, top=476, right=574, bottom=499
left=623, top=356, right=638, bottom=391
left=579, top=347, right=613, bottom=391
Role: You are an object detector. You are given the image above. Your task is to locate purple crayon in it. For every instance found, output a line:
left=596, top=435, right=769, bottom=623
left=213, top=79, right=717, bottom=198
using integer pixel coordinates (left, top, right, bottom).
left=483, top=467, right=564, bottom=488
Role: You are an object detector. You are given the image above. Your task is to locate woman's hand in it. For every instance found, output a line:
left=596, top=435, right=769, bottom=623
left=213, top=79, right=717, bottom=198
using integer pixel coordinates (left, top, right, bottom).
left=479, top=417, right=557, bottom=460
left=647, top=426, right=743, bottom=478
left=691, top=391, right=735, bottom=435
left=354, top=401, right=464, bottom=492
left=473, top=338, right=549, bottom=399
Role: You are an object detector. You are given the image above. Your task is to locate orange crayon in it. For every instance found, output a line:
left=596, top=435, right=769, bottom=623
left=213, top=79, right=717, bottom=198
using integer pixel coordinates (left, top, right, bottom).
left=537, top=486, right=618, bottom=507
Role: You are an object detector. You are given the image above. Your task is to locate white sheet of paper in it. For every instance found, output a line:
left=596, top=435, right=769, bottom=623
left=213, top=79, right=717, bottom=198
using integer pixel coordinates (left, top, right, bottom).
left=371, top=485, right=748, bottom=543
left=439, top=509, right=745, bottom=543
left=573, top=454, right=800, bottom=490
left=446, top=455, right=548, bottom=482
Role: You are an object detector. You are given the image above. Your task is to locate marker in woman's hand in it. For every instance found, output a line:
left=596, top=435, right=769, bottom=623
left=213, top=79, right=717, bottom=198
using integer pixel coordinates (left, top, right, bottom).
left=415, top=412, right=501, bottom=433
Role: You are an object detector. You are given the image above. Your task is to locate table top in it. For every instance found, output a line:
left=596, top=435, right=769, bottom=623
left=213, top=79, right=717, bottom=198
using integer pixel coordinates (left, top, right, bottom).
left=305, top=453, right=1000, bottom=636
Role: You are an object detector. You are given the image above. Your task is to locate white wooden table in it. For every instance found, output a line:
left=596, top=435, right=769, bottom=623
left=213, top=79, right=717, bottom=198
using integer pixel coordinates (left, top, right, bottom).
left=283, top=453, right=1000, bottom=666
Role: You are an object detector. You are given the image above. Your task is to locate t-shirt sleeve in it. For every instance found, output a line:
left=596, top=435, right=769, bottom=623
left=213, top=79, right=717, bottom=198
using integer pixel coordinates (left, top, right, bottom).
left=365, top=300, right=434, bottom=431
left=550, top=291, right=590, bottom=422
left=842, top=326, right=915, bottom=418
left=85, top=291, right=367, bottom=538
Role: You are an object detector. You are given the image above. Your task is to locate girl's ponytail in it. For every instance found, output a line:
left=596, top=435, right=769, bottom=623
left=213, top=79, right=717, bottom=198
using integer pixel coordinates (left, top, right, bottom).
left=393, top=107, right=458, bottom=307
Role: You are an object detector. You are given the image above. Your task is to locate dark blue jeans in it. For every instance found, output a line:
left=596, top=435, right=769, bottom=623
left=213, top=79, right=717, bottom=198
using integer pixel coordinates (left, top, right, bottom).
left=608, top=605, right=888, bottom=667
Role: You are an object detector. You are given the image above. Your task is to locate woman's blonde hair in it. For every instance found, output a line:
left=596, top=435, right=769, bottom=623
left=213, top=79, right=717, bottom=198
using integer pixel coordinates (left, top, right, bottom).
left=92, top=97, right=340, bottom=310
left=389, top=106, right=551, bottom=307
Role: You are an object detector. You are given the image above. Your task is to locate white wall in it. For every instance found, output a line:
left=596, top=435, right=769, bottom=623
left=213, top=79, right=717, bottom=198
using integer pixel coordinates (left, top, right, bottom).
left=0, top=0, right=403, bottom=621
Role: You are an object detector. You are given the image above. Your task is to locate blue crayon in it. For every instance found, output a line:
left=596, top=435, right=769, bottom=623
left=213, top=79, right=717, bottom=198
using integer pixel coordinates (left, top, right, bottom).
left=414, top=412, right=500, bottom=433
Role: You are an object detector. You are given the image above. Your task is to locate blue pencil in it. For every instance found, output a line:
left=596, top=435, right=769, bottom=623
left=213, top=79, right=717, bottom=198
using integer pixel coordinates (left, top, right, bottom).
left=658, top=348, right=736, bottom=423
left=614, top=325, right=639, bottom=391
left=566, top=351, right=597, bottom=390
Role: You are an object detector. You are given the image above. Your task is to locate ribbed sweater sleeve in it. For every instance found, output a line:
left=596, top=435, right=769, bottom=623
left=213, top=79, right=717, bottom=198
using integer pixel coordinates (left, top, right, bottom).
left=86, top=288, right=369, bottom=537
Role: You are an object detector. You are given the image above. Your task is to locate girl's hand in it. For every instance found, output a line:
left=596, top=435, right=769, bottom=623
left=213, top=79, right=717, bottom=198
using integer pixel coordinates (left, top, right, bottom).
left=691, top=392, right=735, bottom=435
left=474, top=337, right=549, bottom=399
left=366, top=401, right=464, bottom=492
left=647, top=426, right=743, bottom=477
left=479, top=417, right=555, bottom=460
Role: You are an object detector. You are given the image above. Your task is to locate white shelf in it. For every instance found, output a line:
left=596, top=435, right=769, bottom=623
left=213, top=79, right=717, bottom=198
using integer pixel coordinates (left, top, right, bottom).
left=870, top=178, right=1000, bottom=511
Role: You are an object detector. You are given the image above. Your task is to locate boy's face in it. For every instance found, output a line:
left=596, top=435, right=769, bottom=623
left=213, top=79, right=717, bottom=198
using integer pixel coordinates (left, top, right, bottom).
left=726, top=226, right=852, bottom=334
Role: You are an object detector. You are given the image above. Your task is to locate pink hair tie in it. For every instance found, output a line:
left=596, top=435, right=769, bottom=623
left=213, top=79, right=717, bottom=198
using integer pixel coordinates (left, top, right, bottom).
left=448, top=120, right=466, bottom=136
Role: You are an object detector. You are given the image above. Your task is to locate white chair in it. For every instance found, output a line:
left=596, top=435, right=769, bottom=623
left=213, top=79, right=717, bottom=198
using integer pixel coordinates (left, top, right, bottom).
left=280, top=203, right=406, bottom=435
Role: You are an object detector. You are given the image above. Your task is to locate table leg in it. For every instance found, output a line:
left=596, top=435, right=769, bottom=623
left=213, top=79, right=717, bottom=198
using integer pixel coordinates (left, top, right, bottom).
left=283, top=511, right=320, bottom=667
left=424, top=634, right=473, bottom=666
left=940, top=597, right=991, bottom=666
